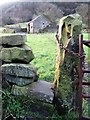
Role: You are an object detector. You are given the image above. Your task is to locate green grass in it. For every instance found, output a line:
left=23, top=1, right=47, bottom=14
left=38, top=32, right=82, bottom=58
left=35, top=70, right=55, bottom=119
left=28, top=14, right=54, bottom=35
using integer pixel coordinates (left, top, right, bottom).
left=83, top=33, right=90, bottom=64
left=26, top=33, right=90, bottom=81
left=83, top=33, right=90, bottom=40
left=84, top=46, right=90, bottom=63
left=2, top=89, right=79, bottom=120
left=26, top=33, right=57, bottom=81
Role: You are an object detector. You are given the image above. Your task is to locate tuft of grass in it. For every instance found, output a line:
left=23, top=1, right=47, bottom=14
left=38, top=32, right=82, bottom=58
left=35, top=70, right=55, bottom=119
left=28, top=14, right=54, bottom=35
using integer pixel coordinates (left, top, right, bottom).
left=26, top=33, right=57, bottom=82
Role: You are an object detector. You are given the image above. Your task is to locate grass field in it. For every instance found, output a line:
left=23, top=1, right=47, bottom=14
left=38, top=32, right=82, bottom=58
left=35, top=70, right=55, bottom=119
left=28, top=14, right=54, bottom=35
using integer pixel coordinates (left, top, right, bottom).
left=83, top=33, right=90, bottom=64
left=26, top=33, right=90, bottom=81
left=26, top=33, right=57, bottom=81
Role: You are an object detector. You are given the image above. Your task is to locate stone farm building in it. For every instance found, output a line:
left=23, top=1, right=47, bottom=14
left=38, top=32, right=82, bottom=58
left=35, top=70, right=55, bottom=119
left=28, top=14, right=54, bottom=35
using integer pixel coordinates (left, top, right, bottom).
left=27, top=15, right=51, bottom=33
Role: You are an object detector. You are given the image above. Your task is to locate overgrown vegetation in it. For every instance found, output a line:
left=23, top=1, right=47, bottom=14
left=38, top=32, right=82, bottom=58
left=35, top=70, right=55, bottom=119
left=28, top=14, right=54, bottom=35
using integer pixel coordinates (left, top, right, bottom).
left=2, top=33, right=90, bottom=119
left=2, top=89, right=79, bottom=120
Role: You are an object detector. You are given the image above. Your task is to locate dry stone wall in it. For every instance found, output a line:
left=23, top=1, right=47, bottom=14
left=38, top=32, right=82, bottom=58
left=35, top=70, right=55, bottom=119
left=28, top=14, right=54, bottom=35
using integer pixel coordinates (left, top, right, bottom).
left=1, top=34, right=55, bottom=119
left=0, top=34, right=39, bottom=87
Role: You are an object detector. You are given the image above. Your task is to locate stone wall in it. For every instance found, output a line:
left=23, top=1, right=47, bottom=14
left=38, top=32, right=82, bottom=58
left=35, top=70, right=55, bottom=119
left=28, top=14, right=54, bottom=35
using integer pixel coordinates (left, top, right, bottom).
left=0, top=34, right=39, bottom=88
left=1, top=34, right=54, bottom=119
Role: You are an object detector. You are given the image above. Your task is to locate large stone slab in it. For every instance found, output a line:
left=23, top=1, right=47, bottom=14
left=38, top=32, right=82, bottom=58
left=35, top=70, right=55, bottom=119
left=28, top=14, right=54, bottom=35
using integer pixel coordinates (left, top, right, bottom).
left=0, top=34, right=26, bottom=46
left=6, top=81, right=54, bottom=119
left=3, top=74, right=36, bottom=86
left=12, top=80, right=54, bottom=103
left=1, top=63, right=39, bottom=86
left=0, top=45, right=34, bottom=63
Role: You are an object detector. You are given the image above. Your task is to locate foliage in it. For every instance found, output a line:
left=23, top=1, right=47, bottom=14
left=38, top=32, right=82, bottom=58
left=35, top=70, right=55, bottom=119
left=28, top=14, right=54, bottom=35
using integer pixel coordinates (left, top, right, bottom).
left=1, top=2, right=89, bottom=26
left=2, top=33, right=90, bottom=119
left=2, top=88, right=79, bottom=119
left=76, top=4, right=88, bottom=24
left=5, top=21, right=28, bottom=29
left=2, top=89, right=24, bottom=118
left=35, top=2, right=63, bottom=23
left=6, top=17, right=15, bottom=25
left=51, top=111, right=79, bottom=120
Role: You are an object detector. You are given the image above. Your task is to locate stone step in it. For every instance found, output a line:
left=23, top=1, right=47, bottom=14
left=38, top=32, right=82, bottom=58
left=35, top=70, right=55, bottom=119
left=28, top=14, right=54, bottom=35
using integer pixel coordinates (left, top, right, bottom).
left=0, top=45, right=34, bottom=63
left=3, top=81, right=55, bottom=119
left=12, top=80, right=54, bottom=103
left=1, top=63, right=39, bottom=86
left=0, top=34, right=26, bottom=46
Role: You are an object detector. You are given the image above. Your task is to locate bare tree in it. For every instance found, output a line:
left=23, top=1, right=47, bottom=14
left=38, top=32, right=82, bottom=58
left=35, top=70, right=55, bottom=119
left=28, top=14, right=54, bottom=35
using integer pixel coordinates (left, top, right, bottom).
left=76, top=3, right=88, bottom=25
left=35, top=3, right=63, bottom=24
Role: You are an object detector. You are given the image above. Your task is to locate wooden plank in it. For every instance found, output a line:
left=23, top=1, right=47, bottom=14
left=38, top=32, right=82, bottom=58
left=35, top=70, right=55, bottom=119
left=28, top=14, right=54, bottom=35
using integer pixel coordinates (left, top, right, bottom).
left=83, top=40, right=90, bottom=47
left=79, top=34, right=83, bottom=120
left=82, top=69, right=90, bottom=73
left=82, top=81, right=90, bottom=85
left=82, top=116, right=90, bottom=120
left=82, top=94, right=90, bottom=98
left=83, top=43, right=90, bottom=47
left=83, top=40, right=90, bottom=44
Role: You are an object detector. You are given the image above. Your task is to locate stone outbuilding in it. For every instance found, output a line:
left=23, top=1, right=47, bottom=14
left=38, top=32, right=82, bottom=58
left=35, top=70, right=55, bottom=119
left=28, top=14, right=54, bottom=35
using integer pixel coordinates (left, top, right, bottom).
left=27, top=15, right=51, bottom=33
